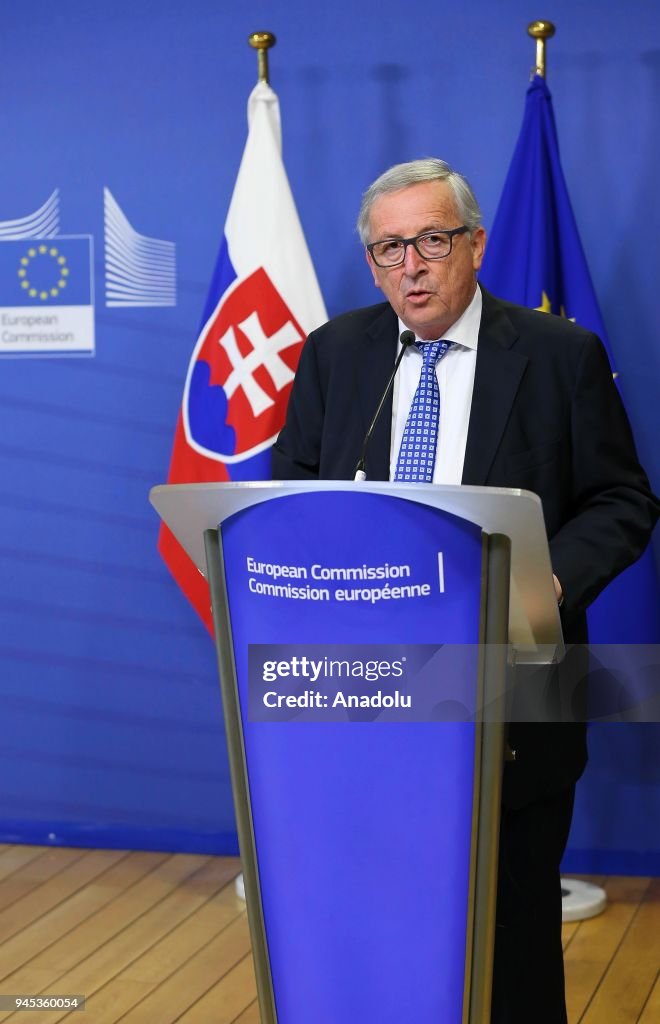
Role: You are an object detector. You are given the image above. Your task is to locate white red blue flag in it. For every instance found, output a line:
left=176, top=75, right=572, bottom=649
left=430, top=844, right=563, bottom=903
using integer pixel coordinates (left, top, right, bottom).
left=160, top=82, right=327, bottom=631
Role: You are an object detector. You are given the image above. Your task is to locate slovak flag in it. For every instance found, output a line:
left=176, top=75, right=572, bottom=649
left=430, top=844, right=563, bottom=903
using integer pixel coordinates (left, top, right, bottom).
left=159, top=81, right=327, bottom=632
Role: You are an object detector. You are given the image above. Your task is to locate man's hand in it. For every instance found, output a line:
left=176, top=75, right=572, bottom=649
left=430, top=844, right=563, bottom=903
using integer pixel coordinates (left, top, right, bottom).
left=552, top=573, right=563, bottom=606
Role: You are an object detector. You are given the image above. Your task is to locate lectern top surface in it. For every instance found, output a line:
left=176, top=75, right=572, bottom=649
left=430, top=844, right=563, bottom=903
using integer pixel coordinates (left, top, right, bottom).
left=150, top=480, right=562, bottom=657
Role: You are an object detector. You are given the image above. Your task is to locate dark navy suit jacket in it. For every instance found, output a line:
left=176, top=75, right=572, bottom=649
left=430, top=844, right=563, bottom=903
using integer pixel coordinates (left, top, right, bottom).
left=273, top=287, right=659, bottom=804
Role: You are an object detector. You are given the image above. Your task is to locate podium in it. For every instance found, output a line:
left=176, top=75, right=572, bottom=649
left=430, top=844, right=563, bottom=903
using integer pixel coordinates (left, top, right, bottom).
left=150, top=481, right=562, bottom=1024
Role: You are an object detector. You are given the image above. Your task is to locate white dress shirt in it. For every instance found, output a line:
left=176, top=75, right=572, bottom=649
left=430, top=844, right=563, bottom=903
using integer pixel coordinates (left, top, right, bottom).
left=390, top=285, right=482, bottom=484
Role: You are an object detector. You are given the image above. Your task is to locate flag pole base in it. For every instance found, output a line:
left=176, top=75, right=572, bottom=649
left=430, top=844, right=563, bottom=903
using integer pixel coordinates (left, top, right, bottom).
left=561, top=877, right=607, bottom=922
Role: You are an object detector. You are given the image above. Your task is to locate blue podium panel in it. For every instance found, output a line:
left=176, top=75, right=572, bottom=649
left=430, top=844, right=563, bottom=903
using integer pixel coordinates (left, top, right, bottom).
left=221, top=491, right=482, bottom=1024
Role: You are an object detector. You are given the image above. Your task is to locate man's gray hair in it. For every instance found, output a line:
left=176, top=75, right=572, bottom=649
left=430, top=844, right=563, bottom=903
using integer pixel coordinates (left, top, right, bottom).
left=357, top=158, right=482, bottom=244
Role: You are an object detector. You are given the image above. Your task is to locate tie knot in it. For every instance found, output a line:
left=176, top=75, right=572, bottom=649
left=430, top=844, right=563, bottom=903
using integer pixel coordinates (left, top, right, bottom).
left=416, top=339, right=452, bottom=368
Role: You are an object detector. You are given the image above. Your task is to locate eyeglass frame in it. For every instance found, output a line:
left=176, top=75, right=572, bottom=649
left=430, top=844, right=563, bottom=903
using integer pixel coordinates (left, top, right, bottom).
left=366, top=226, right=470, bottom=268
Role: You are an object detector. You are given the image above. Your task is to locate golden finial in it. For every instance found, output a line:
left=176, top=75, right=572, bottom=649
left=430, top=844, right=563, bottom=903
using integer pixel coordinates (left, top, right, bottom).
left=248, top=32, right=277, bottom=85
left=528, top=20, right=556, bottom=79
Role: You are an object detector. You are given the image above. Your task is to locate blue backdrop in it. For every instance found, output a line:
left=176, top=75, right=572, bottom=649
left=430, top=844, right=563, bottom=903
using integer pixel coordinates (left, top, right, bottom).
left=0, top=1, right=657, bottom=870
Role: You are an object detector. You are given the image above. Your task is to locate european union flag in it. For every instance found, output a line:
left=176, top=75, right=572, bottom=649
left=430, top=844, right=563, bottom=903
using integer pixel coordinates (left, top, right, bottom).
left=480, top=74, right=659, bottom=642
left=0, top=236, right=91, bottom=307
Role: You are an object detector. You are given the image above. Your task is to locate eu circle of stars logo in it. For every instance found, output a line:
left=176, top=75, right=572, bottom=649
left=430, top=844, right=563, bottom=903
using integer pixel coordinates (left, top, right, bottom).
left=17, top=244, right=69, bottom=301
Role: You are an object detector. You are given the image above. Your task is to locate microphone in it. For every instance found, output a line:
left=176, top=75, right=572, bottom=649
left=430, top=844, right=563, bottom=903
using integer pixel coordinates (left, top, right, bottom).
left=354, top=330, right=415, bottom=481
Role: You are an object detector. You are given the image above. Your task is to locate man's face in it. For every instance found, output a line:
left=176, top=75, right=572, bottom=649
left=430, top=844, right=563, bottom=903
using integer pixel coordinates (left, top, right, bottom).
left=366, top=180, right=486, bottom=340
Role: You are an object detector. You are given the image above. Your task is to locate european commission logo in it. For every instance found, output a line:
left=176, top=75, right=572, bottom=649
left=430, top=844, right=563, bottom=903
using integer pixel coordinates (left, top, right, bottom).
left=0, top=188, right=178, bottom=357
left=0, top=236, right=94, bottom=357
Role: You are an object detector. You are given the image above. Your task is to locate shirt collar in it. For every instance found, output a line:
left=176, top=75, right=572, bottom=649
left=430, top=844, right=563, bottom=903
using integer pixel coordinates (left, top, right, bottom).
left=397, top=283, right=482, bottom=351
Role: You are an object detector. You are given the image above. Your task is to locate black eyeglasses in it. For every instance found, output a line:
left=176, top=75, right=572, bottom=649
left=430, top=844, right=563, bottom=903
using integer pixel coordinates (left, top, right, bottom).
left=366, top=226, right=469, bottom=267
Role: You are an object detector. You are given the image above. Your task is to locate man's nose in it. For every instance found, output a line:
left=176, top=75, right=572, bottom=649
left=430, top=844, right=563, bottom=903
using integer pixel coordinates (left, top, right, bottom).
left=402, top=240, right=427, bottom=275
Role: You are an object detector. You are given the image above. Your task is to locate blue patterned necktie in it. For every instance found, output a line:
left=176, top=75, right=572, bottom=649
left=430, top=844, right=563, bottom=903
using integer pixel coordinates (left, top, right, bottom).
left=395, top=340, right=453, bottom=482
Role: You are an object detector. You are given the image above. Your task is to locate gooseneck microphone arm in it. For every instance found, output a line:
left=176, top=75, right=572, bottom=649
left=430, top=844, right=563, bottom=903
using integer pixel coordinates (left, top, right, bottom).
left=354, top=330, right=415, bottom=481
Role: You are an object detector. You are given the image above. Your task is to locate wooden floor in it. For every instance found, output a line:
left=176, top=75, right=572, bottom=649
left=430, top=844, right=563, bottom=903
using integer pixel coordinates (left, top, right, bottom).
left=0, top=845, right=657, bottom=1022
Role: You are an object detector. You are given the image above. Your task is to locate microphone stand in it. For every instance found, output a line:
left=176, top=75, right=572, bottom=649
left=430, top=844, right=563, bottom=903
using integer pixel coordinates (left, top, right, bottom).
left=354, top=330, right=415, bottom=481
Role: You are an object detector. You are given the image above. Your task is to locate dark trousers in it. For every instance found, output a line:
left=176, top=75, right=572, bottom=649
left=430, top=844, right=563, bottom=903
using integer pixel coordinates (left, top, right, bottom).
left=490, top=787, right=576, bottom=1024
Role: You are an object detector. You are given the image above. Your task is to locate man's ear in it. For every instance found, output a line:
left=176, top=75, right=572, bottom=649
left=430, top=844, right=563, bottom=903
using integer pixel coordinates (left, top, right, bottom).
left=471, top=227, right=487, bottom=271
left=365, top=248, right=381, bottom=289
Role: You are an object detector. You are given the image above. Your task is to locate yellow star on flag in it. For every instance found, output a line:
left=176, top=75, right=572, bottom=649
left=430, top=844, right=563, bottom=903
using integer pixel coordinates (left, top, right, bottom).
left=535, top=291, right=552, bottom=314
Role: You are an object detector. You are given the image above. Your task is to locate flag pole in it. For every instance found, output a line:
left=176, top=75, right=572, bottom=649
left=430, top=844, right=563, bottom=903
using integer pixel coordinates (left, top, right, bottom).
left=527, top=19, right=555, bottom=78
left=248, top=31, right=277, bottom=84
left=527, top=18, right=610, bottom=927
left=232, top=24, right=278, bottom=920
left=232, top=27, right=279, bottom=928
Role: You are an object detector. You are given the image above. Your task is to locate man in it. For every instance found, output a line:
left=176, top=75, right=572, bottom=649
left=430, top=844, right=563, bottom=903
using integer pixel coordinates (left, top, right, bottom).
left=272, top=159, right=658, bottom=1022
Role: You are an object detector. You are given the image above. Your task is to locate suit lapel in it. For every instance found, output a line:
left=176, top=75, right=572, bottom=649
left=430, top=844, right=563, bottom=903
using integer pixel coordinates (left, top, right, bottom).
left=355, top=305, right=398, bottom=481
left=462, top=289, right=528, bottom=485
